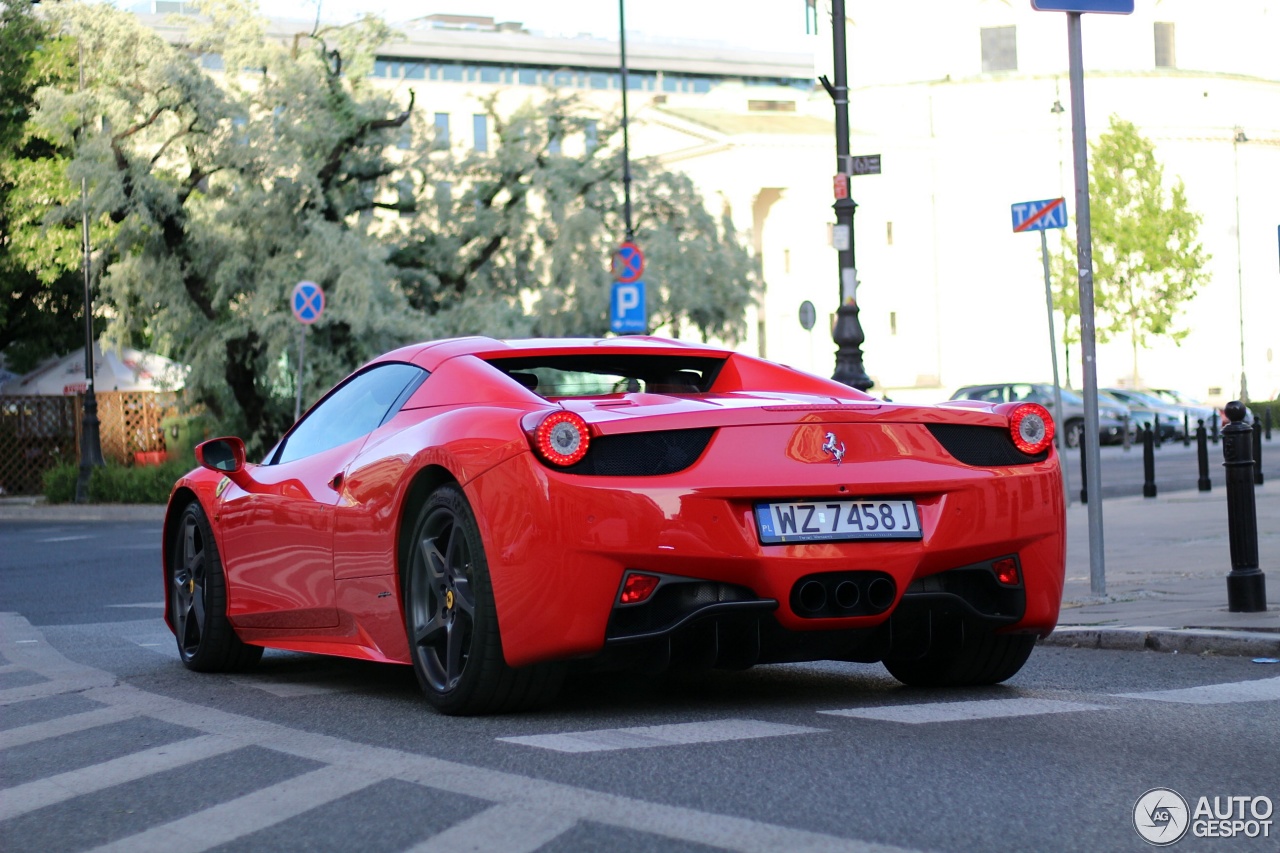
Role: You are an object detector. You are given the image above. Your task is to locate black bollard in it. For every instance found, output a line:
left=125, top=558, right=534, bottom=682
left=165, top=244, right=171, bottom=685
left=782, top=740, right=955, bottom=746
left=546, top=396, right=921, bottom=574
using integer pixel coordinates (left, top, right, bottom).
left=1255, top=419, right=1264, bottom=486
left=1079, top=430, right=1088, bottom=505
left=1153, top=414, right=1162, bottom=448
left=1197, top=420, right=1211, bottom=492
left=1222, top=401, right=1266, bottom=612
left=1183, top=412, right=1190, bottom=447
left=1142, top=424, right=1157, bottom=498
left=1266, top=407, right=1273, bottom=441
left=1211, top=410, right=1220, bottom=444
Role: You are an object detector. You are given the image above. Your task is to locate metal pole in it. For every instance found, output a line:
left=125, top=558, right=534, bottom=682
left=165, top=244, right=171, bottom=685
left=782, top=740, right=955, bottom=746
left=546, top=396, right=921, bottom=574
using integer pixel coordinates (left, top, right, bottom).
left=1040, top=228, right=1070, bottom=507
left=828, top=0, right=872, bottom=391
left=1067, top=12, right=1105, bottom=596
left=1232, top=129, right=1247, bottom=402
left=294, top=325, right=307, bottom=423
left=619, top=0, right=633, bottom=242
left=74, top=41, right=104, bottom=504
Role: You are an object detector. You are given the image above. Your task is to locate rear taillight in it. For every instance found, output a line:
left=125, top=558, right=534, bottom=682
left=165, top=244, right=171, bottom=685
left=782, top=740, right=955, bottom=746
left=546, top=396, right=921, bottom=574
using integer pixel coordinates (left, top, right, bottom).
left=1008, top=403, right=1054, bottom=455
left=531, top=411, right=590, bottom=466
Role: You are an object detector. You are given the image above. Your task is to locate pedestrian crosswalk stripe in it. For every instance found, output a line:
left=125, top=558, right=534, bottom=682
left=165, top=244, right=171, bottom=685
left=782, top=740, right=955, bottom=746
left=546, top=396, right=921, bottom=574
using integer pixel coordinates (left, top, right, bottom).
left=84, top=765, right=381, bottom=853
left=0, top=735, right=240, bottom=821
left=1114, top=675, right=1280, bottom=705
left=498, top=718, right=823, bottom=753
left=0, top=705, right=136, bottom=750
left=403, top=803, right=579, bottom=853
left=819, top=697, right=1107, bottom=724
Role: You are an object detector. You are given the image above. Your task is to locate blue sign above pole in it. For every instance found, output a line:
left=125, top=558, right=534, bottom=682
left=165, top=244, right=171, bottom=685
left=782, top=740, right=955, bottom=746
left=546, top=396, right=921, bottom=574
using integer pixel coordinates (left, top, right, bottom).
left=1030, top=1, right=1133, bottom=13
left=291, top=280, right=325, bottom=325
left=610, top=281, right=646, bottom=334
left=1011, top=198, right=1068, bottom=232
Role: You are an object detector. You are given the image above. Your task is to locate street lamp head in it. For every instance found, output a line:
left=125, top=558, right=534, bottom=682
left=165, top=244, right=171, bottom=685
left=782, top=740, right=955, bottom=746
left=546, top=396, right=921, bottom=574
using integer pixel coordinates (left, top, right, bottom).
left=1050, top=100, right=1065, bottom=114
left=1233, top=128, right=1248, bottom=143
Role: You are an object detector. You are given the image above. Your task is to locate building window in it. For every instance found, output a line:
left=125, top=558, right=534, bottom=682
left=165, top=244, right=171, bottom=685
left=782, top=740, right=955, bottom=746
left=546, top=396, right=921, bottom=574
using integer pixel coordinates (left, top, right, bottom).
left=1154, top=22, right=1176, bottom=68
left=585, top=119, right=598, bottom=152
left=980, top=26, right=1017, bottom=72
left=473, top=114, right=488, bottom=152
left=434, top=113, right=450, bottom=147
left=805, top=0, right=818, bottom=35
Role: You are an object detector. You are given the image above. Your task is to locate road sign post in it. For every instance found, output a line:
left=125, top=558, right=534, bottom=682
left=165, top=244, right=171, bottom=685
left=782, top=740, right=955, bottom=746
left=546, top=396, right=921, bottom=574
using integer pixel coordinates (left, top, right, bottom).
left=290, top=281, right=325, bottom=422
left=1034, top=0, right=1134, bottom=597
left=1012, top=197, right=1071, bottom=508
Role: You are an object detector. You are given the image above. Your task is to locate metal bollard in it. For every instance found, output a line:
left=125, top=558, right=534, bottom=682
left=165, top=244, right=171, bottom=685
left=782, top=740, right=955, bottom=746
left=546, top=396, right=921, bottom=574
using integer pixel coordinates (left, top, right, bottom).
left=1079, top=430, right=1088, bottom=505
left=1196, top=420, right=1211, bottom=492
left=1222, top=402, right=1266, bottom=612
left=1182, top=412, right=1190, bottom=447
left=1153, top=414, right=1162, bottom=448
left=1142, top=424, right=1157, bottom=498
left=1122, top=414, right=1131, bottom=451
left=1266, top=407, right=1273, bottom=441
left=1255, top=418, right=1265, bottom=486
left=1211, top=410, right=1220, bottom=444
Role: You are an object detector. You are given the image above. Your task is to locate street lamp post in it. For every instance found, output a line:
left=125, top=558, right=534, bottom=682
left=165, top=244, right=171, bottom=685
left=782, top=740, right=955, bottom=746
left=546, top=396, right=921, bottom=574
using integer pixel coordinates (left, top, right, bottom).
left=74, top=42, right=104, bottom=504
left=826, top=0, right=872, bottom=391
left=1232, top=127, right=1248, bottom=403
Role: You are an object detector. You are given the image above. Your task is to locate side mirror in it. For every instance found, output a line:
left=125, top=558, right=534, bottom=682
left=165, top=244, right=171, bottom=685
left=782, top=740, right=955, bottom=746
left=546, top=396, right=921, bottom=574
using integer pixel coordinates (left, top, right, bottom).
left=195, top=437, right=249, bottom=483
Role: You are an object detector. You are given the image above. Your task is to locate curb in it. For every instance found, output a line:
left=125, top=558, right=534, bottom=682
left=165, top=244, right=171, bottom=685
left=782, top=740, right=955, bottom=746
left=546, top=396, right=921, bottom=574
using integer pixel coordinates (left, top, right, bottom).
left=1044, top=626, right=1280, bottom=658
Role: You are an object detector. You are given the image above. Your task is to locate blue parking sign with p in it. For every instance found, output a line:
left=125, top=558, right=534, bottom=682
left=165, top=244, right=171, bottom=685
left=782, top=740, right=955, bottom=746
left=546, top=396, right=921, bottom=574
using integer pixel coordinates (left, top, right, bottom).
left=610, top=281, right=646, bottom=334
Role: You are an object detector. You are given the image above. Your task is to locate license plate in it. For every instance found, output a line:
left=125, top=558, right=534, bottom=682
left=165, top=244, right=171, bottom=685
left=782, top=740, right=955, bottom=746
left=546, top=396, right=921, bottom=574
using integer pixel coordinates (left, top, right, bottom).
left=754, top=499, right=921, bottom=544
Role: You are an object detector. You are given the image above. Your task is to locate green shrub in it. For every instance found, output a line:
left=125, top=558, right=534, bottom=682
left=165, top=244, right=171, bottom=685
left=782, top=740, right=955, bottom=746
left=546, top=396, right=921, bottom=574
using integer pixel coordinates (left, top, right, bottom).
left=42, top=459, right=191, bottom=504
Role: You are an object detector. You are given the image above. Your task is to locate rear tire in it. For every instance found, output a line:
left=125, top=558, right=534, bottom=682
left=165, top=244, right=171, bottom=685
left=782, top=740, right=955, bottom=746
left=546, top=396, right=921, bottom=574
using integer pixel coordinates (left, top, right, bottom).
left=883, top=630, right=1035, bottom=687
left=170, top=503, right=263, bottom=672
left=404, top=484, right=564, bottom=715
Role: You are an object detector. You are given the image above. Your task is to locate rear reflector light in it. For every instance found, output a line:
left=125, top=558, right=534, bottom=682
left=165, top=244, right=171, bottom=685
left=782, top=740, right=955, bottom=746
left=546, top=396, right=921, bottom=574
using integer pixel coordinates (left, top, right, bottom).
left=993, top=557, right=1021, bottom=586
left=531, top=411, right=590, bottom=466
left=619, top=573, right=661, bottom=605
left=1008, top=403, right=1055, bottom=455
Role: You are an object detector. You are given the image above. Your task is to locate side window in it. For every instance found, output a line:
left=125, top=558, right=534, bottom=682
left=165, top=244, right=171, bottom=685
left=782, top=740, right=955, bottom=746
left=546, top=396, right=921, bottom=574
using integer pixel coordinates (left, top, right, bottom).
left=274, top=363, right=425, bottom=464
left=967, top=386, right=1004, bottom=403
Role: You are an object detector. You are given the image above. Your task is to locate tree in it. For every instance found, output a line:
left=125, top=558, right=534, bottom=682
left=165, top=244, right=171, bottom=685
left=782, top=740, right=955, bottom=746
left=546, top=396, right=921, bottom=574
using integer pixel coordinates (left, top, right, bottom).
left=1051, top=116, right=1209, bottom=385
left=0, top=0, right=96, bottom=374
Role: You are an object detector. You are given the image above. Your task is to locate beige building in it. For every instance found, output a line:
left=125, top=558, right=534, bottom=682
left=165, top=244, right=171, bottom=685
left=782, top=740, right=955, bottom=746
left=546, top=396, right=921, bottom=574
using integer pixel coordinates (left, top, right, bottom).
left=139, top=1, right=1279, bottom=403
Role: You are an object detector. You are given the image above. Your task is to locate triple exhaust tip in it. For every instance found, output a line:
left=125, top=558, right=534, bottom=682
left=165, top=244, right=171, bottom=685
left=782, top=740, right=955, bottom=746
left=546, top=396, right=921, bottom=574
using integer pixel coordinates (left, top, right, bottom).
left=795, top=576, right=895, bottom=615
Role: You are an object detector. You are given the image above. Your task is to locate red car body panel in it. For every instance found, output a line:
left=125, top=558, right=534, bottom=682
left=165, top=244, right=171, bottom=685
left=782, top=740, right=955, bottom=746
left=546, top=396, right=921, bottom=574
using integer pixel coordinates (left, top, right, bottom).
left=164, top=337, right=1065, bottom=672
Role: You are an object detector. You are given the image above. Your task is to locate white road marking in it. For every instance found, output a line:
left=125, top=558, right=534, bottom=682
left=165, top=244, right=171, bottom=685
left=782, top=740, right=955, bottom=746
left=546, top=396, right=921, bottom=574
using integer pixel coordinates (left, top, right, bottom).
left=105, top=603, right=165, bottom=609
left=1115, top=676, right=1280, bottom=705
left=85, top=765, right=381, bottom=853
left=498, top=718, right=824, bottom=753
left=37, top=535, right=94, bottom=542
left=404, top=803, right=580, bottom=853
left=0, top=705, right=136, bottom=749
left=819, top=698, right=1106, bottom=724
left=0, top=735, right=241, bottom=820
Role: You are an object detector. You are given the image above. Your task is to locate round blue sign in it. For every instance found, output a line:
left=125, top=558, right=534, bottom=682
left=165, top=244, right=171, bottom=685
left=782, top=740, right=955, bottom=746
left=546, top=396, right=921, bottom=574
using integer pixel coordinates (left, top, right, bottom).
left=291, top=281, right=325, bottom=325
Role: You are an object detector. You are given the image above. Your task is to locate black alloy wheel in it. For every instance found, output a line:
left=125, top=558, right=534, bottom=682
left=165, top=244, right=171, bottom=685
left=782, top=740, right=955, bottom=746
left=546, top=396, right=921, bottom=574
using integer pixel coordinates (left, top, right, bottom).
left=404, top=485, right=563, bottom=715
left=170, top=503, right=262, bottom=672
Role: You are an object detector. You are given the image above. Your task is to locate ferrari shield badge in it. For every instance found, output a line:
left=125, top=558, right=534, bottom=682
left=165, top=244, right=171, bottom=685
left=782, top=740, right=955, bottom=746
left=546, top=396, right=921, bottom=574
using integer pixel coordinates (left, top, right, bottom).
left=215, top=476, right=231, bottom=498
left=822, top=432, right=845, bottom=465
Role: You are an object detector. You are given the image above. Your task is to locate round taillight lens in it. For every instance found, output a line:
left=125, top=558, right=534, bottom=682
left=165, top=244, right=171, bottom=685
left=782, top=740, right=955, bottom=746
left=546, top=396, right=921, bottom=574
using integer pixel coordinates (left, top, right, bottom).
left=533, top=411, right=590, bottom=466
left=1009, top=403, right=1055, bottom=455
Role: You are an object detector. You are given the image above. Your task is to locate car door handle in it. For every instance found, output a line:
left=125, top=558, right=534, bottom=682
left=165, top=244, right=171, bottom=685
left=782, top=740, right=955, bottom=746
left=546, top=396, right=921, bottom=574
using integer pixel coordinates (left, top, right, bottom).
left=328, top=472, right=344, bottom=490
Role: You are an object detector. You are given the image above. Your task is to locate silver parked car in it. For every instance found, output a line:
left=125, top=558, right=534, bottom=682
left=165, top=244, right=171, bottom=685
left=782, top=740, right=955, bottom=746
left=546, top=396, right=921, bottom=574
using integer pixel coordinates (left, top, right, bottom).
left=1102, top=388, right=1186, bottom=440
left=949, top=382, right=1130, bottom=449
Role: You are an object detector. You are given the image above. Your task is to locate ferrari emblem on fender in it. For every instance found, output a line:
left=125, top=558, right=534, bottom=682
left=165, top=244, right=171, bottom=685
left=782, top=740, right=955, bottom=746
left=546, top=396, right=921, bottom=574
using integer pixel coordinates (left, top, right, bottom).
left=822, top=432, right=846, bottom=465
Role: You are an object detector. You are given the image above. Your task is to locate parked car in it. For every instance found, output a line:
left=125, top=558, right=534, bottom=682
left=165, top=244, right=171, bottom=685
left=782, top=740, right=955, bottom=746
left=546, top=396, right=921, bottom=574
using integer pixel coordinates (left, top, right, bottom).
left=949, top=382, right=1129, bottom=449
left=1145, top=388, right=1217, bottom=433
left=1102, top=388, right=1184, bottom=441
left=166, top=337, right=1067, bottom=715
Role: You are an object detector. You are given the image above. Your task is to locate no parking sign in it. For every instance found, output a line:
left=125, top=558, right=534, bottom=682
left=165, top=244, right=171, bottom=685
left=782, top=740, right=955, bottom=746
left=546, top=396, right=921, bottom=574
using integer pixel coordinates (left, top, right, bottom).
left=291, top=281, right=325, bottom=325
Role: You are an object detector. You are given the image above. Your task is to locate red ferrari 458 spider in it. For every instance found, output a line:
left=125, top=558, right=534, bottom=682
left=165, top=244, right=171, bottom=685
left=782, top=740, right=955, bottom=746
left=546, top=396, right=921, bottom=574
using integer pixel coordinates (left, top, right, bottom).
left=163, top=336, right=1065, bottom=715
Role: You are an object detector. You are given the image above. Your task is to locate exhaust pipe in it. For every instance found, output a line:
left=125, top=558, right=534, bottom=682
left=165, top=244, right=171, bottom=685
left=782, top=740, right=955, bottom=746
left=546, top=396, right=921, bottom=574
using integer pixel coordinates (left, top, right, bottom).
left=797, top=580, right=827, bottom=613
left=833, top=580, right=860, bottom=611
left=867, top=577, right=896, bottom=613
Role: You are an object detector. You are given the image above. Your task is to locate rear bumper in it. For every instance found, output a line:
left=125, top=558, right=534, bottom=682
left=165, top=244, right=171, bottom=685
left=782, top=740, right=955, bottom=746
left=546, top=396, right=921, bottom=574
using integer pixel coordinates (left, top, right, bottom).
left=468, top=423, right=1065, bottom=668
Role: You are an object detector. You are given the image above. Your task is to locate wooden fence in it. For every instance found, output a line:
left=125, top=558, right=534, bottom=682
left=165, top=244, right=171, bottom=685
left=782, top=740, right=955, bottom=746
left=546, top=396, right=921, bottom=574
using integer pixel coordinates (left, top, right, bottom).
left=0, top=392, right=178, bottom=496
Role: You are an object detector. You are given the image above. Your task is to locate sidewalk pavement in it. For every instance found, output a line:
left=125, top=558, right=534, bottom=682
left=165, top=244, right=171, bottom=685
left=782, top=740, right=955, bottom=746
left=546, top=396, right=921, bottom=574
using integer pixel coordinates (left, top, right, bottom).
left=3, top=484, right=1278, bottom=657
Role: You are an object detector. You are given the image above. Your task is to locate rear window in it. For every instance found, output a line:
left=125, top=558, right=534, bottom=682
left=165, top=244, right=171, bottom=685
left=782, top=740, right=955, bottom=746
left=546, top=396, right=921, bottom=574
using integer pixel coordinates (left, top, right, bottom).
left=484, top=354, right=725, bottom=398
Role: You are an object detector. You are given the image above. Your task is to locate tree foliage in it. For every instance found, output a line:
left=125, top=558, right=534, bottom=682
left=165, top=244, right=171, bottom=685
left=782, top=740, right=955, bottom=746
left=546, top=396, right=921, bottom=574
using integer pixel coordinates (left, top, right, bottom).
left=16, top=0, right=757, bottom=451
left=1051, top=116, right=1209, bottom=383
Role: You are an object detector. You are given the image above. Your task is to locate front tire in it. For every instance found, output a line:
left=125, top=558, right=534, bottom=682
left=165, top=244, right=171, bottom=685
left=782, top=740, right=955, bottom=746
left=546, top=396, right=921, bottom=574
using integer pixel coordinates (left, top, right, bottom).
left=883, top=631, right=1035, bottom=687
left=170, top=503, right=262, bottom=672
left=404, top=484, right=563, bottom=715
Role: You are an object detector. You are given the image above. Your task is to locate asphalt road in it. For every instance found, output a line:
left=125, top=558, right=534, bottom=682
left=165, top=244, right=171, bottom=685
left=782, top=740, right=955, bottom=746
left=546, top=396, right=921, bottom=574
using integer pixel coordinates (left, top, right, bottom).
left=3, top=519, right=1279, bottom=852
left=1069, top=438, right=1277, bottom=500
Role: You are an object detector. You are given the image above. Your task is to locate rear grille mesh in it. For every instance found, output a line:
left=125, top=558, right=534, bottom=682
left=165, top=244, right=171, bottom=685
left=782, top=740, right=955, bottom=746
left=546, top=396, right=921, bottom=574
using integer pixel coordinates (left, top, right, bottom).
left=562, top=428, right=716, bottom=476
left=925, top=424, right=1047, bottom=467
